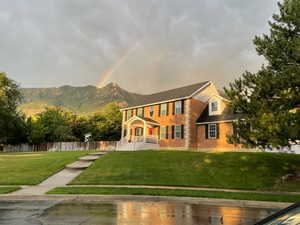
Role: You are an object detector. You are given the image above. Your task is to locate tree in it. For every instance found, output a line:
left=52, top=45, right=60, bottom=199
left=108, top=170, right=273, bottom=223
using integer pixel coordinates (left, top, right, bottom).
left=0, top=73, right=27, bottom=145
left=27, top=104, right=122, bottom=144
left=70, top=116, right=91, bottom=142
left=89, top=103, right=122, bottom=141
left=28, top=107, right=78, bottom=144
left=225, top=0, right=300, bottom=149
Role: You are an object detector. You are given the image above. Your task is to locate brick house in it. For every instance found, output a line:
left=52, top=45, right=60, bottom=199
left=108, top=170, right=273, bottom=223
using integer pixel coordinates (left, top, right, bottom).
left=118, top=81, right=241, bottom=151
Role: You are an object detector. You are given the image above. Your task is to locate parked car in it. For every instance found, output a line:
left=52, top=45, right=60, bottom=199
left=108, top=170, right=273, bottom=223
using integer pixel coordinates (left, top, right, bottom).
left=255, top=202, right=300, bottom=225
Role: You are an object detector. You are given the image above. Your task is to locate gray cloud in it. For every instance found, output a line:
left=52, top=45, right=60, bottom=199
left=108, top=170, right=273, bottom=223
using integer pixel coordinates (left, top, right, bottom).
left=0, top=0, right=279, bottom=93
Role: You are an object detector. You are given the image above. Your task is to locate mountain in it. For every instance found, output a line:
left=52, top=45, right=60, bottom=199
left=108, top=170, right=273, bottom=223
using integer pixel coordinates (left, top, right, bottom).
left=20, top=83, right=143, bottom=116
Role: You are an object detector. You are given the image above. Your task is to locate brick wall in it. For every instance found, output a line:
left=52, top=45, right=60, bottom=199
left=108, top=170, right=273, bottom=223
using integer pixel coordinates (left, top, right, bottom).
left=197, top=122, right=242, bottom=150
left=146, top=102, right=186, bottom=148
left=123, top=102, right=186, bottom=148
left=186, top=98, right=207, bottom=149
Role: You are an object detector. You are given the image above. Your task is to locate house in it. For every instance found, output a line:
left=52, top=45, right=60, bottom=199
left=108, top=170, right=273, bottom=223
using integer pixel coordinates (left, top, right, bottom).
left=118, top=81, right=242, bottom=151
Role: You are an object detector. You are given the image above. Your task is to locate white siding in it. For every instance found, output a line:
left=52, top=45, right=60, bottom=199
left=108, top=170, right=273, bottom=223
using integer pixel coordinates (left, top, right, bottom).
left=193, top=83, right=219, bottom=102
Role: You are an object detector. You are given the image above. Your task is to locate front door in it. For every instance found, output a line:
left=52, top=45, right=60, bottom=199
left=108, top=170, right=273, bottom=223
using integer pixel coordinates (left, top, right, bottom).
left=148, top=128, right=154, bottom=136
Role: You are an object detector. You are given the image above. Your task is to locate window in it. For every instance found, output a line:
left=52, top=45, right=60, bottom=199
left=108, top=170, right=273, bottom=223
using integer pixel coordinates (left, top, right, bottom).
left=160, top=103, right=168, bottom=116
left=135, top=127, right=143, bottom=136
left=149, top=106, right=154, bottom=117
left=211, top=101, right=218, bottom=112
left=175, top=101, right=183, bottom=114
left=123, top=129, right=127, bottom=137
left=160, top=126, right=168, bottom=139
left=175, top=125, right=183, bottom=139
left=208, top=124, right=217, bottom=139
left=126, top=110, right=133, bottom=120
left=137, top=108, right=144, bottom=117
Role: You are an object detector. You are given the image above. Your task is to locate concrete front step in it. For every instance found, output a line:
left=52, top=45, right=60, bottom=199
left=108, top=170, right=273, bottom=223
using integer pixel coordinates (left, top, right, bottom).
left=78, top=155, right=99, bottom=161
left=88, top=152, right=107, bottom=156
left=66, top=161, right=93, bottom=170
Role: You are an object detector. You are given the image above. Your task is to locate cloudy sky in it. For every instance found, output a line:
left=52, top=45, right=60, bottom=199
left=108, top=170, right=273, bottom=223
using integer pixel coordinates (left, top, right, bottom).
left=0, top=0, right=279, bottom=94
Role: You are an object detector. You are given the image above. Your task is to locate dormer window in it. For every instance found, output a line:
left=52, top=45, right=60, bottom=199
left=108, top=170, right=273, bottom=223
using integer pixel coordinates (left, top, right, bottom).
left=211, top=101, right=218, bottom=112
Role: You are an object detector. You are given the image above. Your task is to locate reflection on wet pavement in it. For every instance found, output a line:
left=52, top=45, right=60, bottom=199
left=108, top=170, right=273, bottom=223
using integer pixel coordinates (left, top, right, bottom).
left=116, top=202, right=276, bottom=225
left=0, top=200, right=279, bottom=225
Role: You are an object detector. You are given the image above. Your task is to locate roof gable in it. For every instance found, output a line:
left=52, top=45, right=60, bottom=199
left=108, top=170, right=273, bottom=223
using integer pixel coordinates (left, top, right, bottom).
left=208, top=94, right=230, bottom=102
left=125, top=115, right=160, bottom=125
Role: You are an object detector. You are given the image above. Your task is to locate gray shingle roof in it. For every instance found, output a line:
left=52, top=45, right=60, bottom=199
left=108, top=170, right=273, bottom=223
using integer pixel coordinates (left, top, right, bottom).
left=123, top=81, right=210, bottom=109
left=197, top=105, right=243, bottom=123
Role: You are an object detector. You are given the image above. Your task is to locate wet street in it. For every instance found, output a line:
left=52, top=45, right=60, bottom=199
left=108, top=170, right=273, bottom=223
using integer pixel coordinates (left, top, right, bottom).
left=0, top=199, right=282, bottom=225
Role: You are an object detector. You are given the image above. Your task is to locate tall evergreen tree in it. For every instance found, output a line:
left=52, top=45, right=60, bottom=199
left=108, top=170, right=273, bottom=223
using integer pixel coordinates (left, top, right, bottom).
left=225, top=0, right=300, bottom=149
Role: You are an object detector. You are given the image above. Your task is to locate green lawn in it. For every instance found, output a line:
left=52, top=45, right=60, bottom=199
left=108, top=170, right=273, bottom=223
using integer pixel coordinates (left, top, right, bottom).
left=71, top=151, right=300, bottom=192
left=0, top=186, right=21, bottom=194
left=0, top=151, right=89, bottom=185
left=47, top=187, right=300, bottom=203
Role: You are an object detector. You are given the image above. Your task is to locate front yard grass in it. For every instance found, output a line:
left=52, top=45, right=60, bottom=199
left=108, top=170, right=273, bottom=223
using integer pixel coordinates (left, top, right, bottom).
left=71, top=151, right=300, bottom=192
left=47, top=187, right=300, bottom=203
left=0, top=151, right=89, bottom=185
left=0, top=186, right=20, bottom=194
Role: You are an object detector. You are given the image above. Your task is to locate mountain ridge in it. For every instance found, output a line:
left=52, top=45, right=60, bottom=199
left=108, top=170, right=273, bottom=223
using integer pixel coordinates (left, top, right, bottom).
left=20, top=82, right=144, bottom=116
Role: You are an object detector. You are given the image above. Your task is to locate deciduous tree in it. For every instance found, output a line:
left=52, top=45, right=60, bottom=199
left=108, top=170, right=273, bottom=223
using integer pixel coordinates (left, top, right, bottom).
left=0, top=73, right=27, bottom=145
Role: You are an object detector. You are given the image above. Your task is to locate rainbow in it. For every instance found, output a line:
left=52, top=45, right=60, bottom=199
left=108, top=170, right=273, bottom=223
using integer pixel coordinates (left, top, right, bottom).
left=97, top=42, right=140, bottom=88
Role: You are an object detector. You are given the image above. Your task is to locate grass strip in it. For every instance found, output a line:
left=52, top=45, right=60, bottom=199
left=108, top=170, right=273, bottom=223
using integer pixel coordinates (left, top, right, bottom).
left=47, top=187, right=300, bottom=203
left=71, top=151, right=300, bottom=192
left=0, top=151, right=90, bottom=185
left=0, top=186, right=21, bottom=194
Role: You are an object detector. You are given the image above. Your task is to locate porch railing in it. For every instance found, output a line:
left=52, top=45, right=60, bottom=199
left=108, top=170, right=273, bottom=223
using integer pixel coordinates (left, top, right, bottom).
left=121, top=136, right=159, bottom=144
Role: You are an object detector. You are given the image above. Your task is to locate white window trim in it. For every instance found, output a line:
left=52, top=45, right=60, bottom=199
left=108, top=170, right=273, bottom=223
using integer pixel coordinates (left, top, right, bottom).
left=209, top=99, right=222, bottom=116
left=174, top=125, right=182, bottom=139
left=137, top=108, right=144, bottom=117
left=160, top=126, right=167, bottom=139
left=208, top=124, right=217, bottom=139
left=127, top=110, right=133, bottom=120
left=211, top=101, right=218, bottom=112
left=175, top=101, right=182, bottom=115
left=161, top=103, right=168, bottom=116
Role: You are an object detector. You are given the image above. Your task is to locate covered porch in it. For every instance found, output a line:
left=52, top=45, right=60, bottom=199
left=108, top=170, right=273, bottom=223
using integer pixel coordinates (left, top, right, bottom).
left=122, top=116, right=160, bottom=144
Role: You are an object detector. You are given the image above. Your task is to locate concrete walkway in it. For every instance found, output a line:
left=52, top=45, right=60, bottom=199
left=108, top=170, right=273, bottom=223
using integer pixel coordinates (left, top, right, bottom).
left=10, top=152, right=107, bottom=195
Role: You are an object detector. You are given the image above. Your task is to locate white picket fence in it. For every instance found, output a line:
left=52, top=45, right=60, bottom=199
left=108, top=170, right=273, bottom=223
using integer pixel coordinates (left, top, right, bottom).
left=3, top=141, right=118, bottom=153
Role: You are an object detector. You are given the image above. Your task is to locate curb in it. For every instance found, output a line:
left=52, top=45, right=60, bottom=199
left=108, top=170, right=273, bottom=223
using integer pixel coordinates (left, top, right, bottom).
left=0, top=194, right=292, bottom=209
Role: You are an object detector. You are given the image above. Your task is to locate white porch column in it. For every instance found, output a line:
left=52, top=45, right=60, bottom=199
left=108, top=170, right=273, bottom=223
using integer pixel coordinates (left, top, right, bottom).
left=127, top=124, right=131, bottom=139
left=143, top=121, right=147, bottom=141
left=121, top=111, right=126, bottom=140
